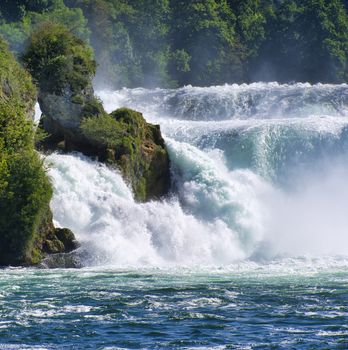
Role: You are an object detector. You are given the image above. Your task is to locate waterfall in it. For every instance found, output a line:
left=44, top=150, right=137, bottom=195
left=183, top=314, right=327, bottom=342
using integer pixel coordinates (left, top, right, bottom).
left=45, top=83, right=348, bottom=267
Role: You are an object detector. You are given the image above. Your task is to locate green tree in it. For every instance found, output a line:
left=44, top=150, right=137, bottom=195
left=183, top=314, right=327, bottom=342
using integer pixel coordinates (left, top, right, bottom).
left=0, top=0, right=89, bottom=53
left=23, top=22, right=96, bottom=95
left=124, top=0, right=171, bottom=87
left=0, top=37, right=52, bottom=265
left=0, top=0, right=53, bottom=22
left=65, top=0, right=137, bottom=87
left=255, top=0, right=348, bottom=83
left=169, top=0, right=244, bottom=86
left=228, top=0, right=274, bottom=80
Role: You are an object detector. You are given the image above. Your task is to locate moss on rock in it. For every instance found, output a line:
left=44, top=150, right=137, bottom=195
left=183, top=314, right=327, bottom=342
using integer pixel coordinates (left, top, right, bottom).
left=55, top=228, right=79, bottom=253
left=38, top=207, right=79, bottom=256
left=81, top=108, right=171, bottom=201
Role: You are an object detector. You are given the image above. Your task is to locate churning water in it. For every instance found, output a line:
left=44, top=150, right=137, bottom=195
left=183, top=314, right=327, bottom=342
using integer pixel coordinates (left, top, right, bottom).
left=48, top=83, right=348, bottom=266
left=1, top=83, right=348, bottom=349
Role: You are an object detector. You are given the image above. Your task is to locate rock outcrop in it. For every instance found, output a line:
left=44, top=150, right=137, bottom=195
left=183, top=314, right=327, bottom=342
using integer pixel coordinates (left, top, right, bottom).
left=37, top=207, right=79, bottom=256
left=40, top=101, right=171, bottom=201
left=24, top=23, right=170, bottom=201
left=39, top=252, right=83, bottom=269
left=80, top=108, right=171, bottom=201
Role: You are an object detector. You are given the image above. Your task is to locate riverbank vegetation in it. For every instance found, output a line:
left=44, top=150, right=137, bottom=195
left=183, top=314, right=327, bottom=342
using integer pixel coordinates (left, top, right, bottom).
left=1, top=0, right=348, bottom=88
left=0, top=38, right=52, bottom=265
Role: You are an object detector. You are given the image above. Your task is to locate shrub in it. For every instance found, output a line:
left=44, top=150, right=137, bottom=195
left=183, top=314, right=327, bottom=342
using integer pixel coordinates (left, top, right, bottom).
left=80, top=113, right=125, bottom=148
left=22, top=22, right=96, bottom=96
left=0, top=36, right=52, bottom=265
left=0, top=103, right=52, bottom=265
left=0, top=38, right=36, bottom=113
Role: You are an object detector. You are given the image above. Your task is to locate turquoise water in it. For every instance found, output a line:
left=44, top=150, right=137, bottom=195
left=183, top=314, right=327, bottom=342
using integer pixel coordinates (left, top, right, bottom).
left=0, top=263, right=348, bottom=349
left=10, top=83, right=348, bottom=349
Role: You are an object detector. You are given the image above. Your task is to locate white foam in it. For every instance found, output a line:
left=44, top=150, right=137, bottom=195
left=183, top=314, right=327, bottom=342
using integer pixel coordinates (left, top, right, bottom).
left=47, top=153, right=248, bottom=267
left=45, top=84, right=348, bottom=268
left=97, top=82, right=348, bottom=121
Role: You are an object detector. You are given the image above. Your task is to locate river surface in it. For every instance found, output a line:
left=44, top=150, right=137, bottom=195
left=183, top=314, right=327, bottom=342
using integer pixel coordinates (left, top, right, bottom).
left=2, top=83, right=348, bottom=349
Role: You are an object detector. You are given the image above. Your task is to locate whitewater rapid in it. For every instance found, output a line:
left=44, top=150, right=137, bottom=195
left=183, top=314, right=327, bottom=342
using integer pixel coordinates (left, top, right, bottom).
left=45, top=83, right=348, bottom=267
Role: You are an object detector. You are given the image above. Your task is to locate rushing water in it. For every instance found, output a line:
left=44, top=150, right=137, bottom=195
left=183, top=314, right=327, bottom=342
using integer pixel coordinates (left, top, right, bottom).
left=2, top=83, right=348, bottom=348
left=0, top=266, right=348, bottom=349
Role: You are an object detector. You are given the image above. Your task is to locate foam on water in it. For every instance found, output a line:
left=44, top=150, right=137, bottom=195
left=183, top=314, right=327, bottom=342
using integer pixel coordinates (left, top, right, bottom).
left=98, top=82, right=348, bottom=121
left=48, top=152, right=249, bottom=267
left=45, top=83, right=348, bottom=268
left=1, top=264, right=347, bottom=349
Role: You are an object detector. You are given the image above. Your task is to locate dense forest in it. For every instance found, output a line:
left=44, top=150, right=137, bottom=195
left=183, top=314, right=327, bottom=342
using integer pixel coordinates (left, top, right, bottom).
left=1, top=0, right=348, bottom=88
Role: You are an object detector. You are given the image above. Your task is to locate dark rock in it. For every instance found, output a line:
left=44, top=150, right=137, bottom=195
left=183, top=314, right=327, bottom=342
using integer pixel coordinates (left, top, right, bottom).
left=55, top=228, right=79, bottom=252
left=39, top=251, right=82, bottom=269
left=38, top=206, right=79, bottom=257
left=43, top=239, right=65, bottom=254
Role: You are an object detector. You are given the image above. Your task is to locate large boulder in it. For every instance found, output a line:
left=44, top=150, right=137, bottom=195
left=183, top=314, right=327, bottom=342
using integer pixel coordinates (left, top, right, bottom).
left=39, top=252, right=83, bottom=269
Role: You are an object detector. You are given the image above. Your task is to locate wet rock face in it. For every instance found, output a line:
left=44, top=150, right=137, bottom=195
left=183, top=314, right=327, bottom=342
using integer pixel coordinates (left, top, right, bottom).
left=38, top=84, right=96, bottom=137
left=39, top=92, right=83, bottom=133
left=38, top=207, right=79, bottom=257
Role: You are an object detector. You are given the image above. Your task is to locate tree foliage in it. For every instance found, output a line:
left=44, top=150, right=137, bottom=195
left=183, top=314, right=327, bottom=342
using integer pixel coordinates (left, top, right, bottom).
left=0, top=38, right=52, bottom=265
left=0, top=0, right=89, bottom=53
left=22, top=22, right=96, bottom=95
left=254, top=0, right=348, bottom=83
left=2, top=0, right=348, bottom=86
left=169, top=0, right=244, bottom=85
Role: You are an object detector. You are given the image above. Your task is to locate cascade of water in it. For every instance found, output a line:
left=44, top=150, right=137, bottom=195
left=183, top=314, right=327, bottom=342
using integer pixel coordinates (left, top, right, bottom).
left=43, top=83, right=348, bottom=267
left=98, top=83, right=348, bottom=121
